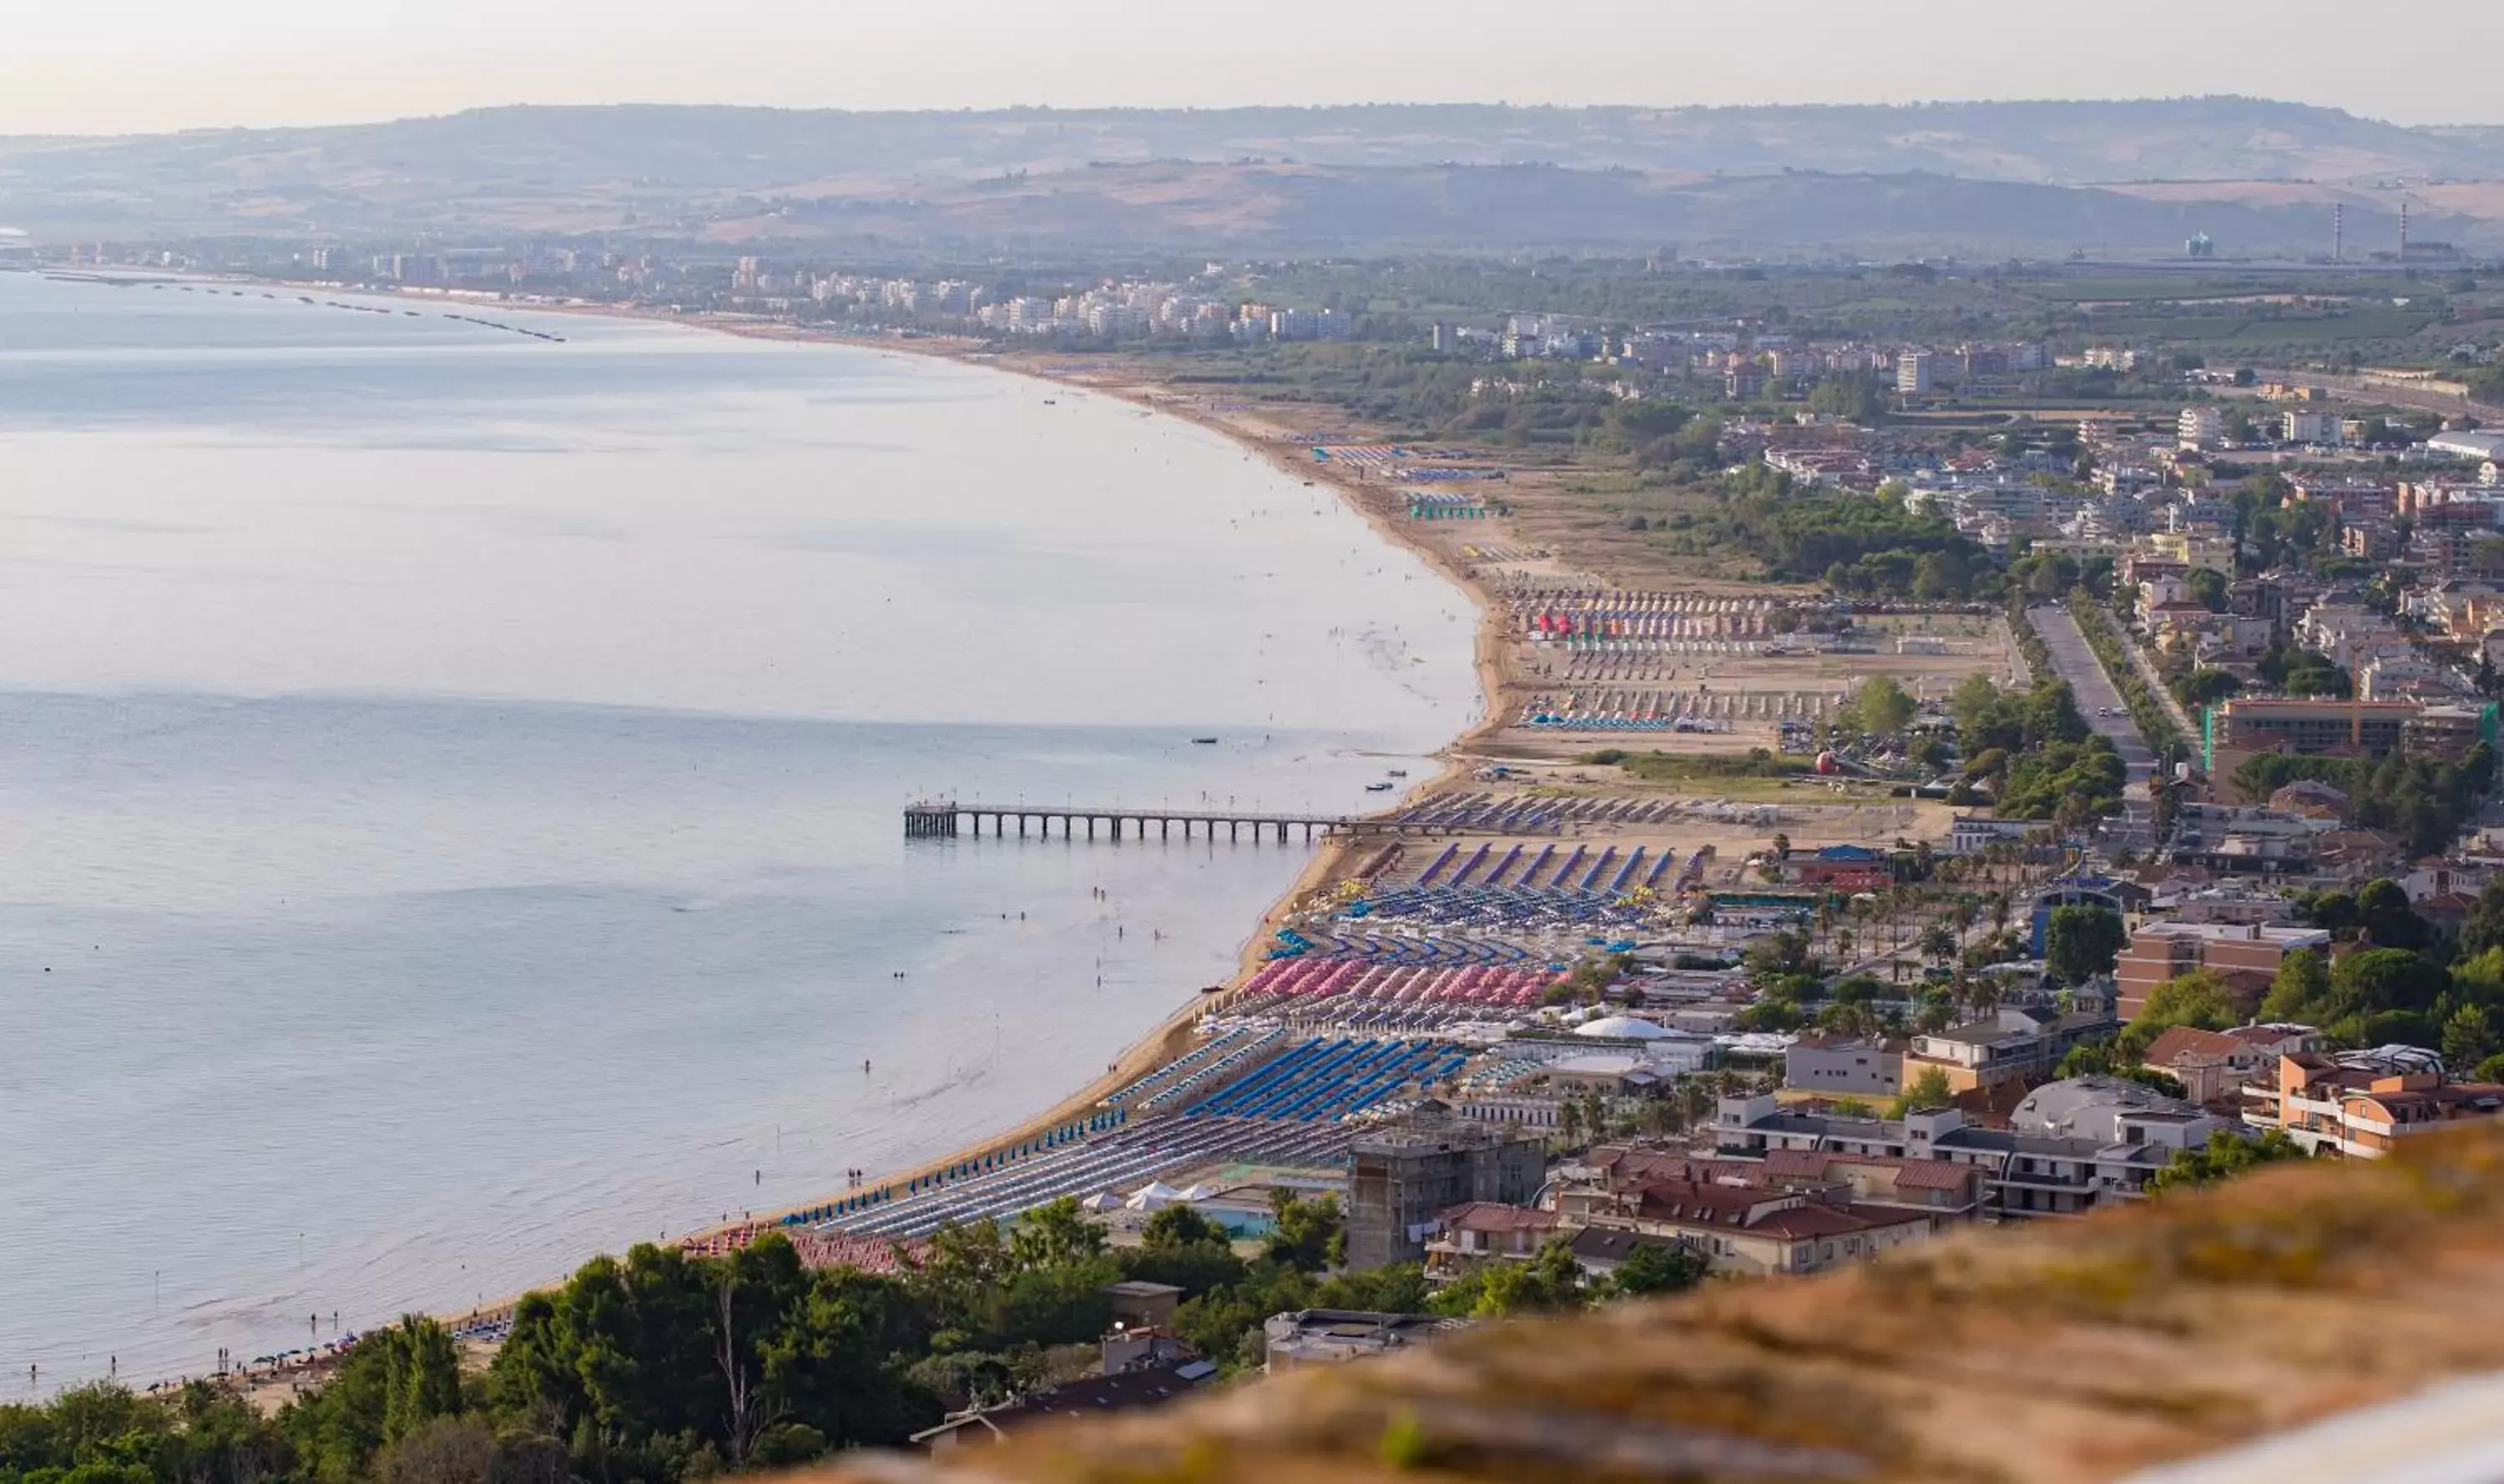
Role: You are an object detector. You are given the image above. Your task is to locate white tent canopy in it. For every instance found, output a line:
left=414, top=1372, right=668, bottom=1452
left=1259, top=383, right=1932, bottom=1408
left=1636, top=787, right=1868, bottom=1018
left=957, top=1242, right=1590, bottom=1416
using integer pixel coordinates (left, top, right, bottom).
left=1125, top=1181, right=1188, bottom=1211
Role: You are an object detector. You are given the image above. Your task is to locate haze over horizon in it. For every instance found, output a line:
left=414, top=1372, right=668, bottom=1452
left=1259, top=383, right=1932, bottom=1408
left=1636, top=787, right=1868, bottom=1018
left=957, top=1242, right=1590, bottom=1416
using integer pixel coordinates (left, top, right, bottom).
left=5, top=0, right=2500, bottom=137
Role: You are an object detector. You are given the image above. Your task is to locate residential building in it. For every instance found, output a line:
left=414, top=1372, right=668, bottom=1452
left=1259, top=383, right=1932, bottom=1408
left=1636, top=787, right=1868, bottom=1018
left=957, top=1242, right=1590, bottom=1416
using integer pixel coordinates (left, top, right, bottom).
left=1713, top=1085, right=2229, bottom=1219
left=2168, top=803, right=2332, bottom=876
left=1896, top=351, right=1935, bottom=396
left=1563, top=1178, right=1937, bottom=1276
left=1345, top=1104, right=1547, bottom=1270
left=2113, top=921, right=2332, bottom=1020
left=2143, top=1024, right=2318, bottom=1104
left=1902, top=1004, right=2116, bottom=1093
left=2244, top=1050, right=2504, bottom=1157
left=1269, top=309, right=1319, bottom=342
left=2288, top=476, right=2395, bottom=521
left=2266, top=780, right=2350, bottom=820
left=1263, top=1310, right=1464, bottom=1371
left=2178, top=406, right=2225, bottom=451
left=2284, top=409, right=2344, bottom=445
left=1566, top=1224, right=1694, bottom=1284
left=1756, top=1148, right=1985, bottom=1219
left=2406, top=704, right=2493, bottom=760
left=1423, top=1201, right=1565, bottom=1275
left=1784, top=1036, right=1904, bottom=1098
left=2204, top=697, right=2421, bottom=764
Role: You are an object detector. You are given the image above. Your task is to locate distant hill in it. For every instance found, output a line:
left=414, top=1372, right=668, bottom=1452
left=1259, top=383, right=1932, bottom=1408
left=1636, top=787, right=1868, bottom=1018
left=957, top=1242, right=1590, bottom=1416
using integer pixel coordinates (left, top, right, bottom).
left=2, top=98, right=2499, bottom=252
left=677, top=161, right=2480, bottom=257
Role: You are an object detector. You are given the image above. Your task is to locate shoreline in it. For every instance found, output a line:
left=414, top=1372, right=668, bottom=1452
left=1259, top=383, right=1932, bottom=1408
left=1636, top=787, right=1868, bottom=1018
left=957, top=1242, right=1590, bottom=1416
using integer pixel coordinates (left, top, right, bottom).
left=655, top=321, right=1514, bottom=1226
left=394, top=310, right=1513, bottom=1357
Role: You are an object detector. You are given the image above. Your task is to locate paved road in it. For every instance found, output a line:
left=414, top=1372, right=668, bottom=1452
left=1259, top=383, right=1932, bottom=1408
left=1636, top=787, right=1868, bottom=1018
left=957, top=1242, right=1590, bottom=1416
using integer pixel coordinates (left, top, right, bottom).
left=2027, top=606, right=2154, bottom=789
left=2027, top=607, right=2164, bottom=852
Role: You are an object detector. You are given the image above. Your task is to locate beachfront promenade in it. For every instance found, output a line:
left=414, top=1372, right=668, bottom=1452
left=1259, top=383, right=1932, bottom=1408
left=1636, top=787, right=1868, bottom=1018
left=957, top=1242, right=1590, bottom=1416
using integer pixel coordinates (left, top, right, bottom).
left=906, top=800, right=1365, bottom=842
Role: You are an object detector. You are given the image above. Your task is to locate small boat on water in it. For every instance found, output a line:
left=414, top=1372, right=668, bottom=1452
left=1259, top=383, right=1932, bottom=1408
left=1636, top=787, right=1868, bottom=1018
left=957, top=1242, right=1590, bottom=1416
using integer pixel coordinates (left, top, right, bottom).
left=1366, top=781, right=1396, bottom=793
left=1386, top=769, right=1408, bottom=778
left=1190, top=737, right=1219, bottom=745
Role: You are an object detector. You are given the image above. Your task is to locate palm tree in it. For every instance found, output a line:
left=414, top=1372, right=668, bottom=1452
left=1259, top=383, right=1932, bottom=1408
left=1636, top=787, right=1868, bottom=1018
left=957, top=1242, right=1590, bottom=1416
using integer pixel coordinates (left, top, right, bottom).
left=1963, top=971, right=2004, bottom=1020
left=1921, top=925, right=1957, bottom=966
left=1951, top=896, right=1980, bottom=950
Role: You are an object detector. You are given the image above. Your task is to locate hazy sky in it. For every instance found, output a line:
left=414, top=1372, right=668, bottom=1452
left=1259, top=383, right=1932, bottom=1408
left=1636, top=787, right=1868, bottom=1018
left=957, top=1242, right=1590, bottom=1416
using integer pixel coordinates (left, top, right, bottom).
left=5, top=0, right=2498, bottom=135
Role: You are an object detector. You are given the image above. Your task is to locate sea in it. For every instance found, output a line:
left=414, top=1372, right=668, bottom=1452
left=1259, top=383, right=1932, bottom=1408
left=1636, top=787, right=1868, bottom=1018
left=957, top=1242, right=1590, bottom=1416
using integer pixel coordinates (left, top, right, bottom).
left=0, top=271, right=1479, bottom=1388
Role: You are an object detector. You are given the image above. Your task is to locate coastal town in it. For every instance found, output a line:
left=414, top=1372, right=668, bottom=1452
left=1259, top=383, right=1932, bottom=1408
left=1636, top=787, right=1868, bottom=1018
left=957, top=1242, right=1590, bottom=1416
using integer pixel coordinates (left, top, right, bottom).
left=19, top=149, right=2504, bottom=1481
left=55, top=235, right=2504, bottom=1421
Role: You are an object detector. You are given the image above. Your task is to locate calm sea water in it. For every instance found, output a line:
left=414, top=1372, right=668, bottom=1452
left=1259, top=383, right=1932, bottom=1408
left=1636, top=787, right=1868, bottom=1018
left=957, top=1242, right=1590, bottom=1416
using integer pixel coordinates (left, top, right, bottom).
left=0, top=272, right=1477, bottom=1387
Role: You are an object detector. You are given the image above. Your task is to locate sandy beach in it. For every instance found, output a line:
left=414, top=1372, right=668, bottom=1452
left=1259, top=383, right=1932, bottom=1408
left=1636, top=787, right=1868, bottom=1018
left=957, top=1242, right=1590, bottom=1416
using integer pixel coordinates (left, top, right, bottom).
left=366, top=310, right=1513, bottom=1353
left=644, top=322, right=1517, bottom=1238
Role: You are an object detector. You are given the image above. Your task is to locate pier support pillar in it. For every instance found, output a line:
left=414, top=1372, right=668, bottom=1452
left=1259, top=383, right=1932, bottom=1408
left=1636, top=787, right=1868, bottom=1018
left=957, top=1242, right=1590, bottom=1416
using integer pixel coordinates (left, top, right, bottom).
left=1087, top=818, right=1095, bottom=840
left=1162, top=820, right=1170, bottom=840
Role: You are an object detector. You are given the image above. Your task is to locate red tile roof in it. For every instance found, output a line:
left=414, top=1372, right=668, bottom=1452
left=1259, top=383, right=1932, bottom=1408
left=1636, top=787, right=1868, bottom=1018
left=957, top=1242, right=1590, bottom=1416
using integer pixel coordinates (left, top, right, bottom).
left=1762, top=1148, right=1976, bottom=1194
left=1749, top=1203, right=1929, bottom=1239
left=1441, top=1201, right=1562, bottom=1234
left=2143, top=1026, right=2248, bottom=1067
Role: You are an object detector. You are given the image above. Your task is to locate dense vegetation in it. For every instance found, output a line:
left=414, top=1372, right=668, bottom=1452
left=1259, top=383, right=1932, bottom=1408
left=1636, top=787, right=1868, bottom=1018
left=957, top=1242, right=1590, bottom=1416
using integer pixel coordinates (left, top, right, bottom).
left=1689, top=469, right=1993, bottom=598
left=2078, top=877, right=2504, bottom=1081
left=2234, top=744, right=2496, bottom=856
left=1941, top=671, right=2119, bottom=822
left=1582, top=749, right=1811, bottom=783
left=1, top=1191, right=1704, bottom=1484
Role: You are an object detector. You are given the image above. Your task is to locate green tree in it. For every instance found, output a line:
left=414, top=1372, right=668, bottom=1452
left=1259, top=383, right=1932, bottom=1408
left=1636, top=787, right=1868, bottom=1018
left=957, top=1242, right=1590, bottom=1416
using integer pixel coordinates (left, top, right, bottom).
left=2259, top=949, right=2332, bottom=1023
left=2465, top=881, right=2504, bottom=959
left=2118, top=969, right=2240, bottom=1058
left=1893, top=1065, right=1955, bottom=1117
left=2044, top=903, right=2127, bottom=986
left=1605, top=1242, right=1709, bottom=1298
left=2442, top=1004, right=2498, bottom=1072
left=1007, top=1197, right=1108, bottom=1272
left=2148, top=1129, right=2308, bottom=1194
left=2354, top=878, right=2429, bottom=952
left=1843, top=675, right=1916, bottom=736
left=1428, top=1240, right=1586, bottom=1320
left=1265, top=1193, right=1345, bottom=1273
left=1140, top=1204, right=1224, bottom=1251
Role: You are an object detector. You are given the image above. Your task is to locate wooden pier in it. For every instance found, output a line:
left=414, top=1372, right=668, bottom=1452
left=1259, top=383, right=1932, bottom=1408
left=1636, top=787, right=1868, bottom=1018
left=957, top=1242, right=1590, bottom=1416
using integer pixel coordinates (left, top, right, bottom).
left=906, top=801, right=1367, bottom=844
